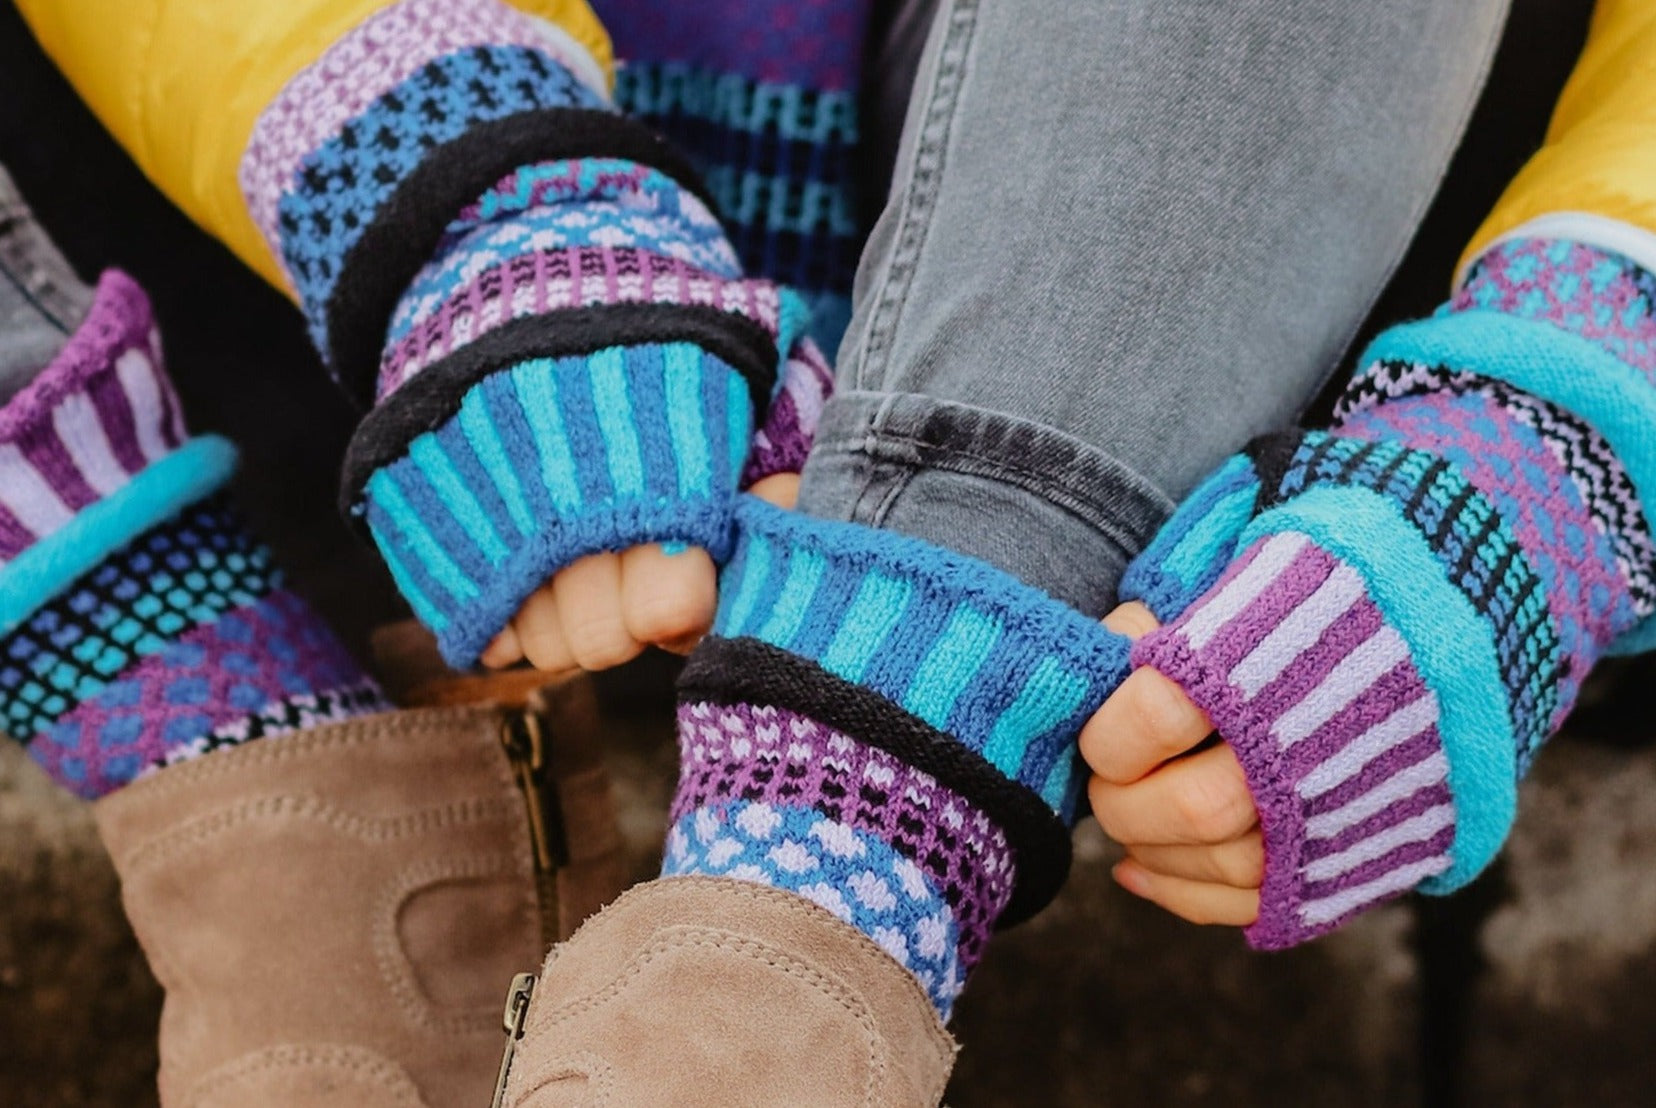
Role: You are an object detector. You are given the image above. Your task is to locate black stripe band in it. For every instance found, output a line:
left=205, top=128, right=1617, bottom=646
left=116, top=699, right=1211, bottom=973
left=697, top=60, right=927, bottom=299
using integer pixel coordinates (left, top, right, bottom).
left=677, top=635, right=1073, bottom=927
left=325, top=107, right=720, bottom=406
left=338, top=302, right=778, bottom=517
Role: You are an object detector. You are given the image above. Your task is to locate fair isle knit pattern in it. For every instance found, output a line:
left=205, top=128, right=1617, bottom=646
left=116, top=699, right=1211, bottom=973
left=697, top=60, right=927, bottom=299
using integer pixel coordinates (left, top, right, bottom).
left=673, top=699, right=1015, bottom=973
left=0, top=274, right=386, bottom=798
left=0, top=272, right=182, bottom=564
left=599, top=0, right=873, bottom=351
left=1128, top=236, right=1656, bottom=947
left=664, top=801, right=963, bottom=1015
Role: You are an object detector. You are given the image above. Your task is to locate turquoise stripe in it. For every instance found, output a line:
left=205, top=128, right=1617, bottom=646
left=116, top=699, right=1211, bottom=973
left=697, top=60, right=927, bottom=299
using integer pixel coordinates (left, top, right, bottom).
left=1241, top=484, right=1516, bottom=891
left=619, top=65, right=859, bottom=143
left=409, top=437, right=508, bottom=564
left=1164, top=484, right=1258, bottom=586
left=510, top=361, right=582, bottom=513
left=820, top=572, right=912, bottom=682
left=982, top=657, right=1090, bottom=794
left=755, top=546, right=827, bottom=647
left=366, top=470, right=479, bottom=602
left=0, top=436, right=237, bottom=637
left=1363, top=311, right=1656, bottom=657
left=902, top=606, right=1001, bottom=729
left=701, top=166, right=861, bottom=238
left=726, top=370, right=752, bottom=478
left=775, top=288, right=814, bottom=372
left=664, top=345, right=712, bottom=497
left=459, top=394, right=532, bottom=537
left=720, top=532, right=772, bottom=637
left=588, top=348, right=646, bottom=497
left=1041, top=753, right=1080, bottom=818
left=368, top=518, right=448, bottom=631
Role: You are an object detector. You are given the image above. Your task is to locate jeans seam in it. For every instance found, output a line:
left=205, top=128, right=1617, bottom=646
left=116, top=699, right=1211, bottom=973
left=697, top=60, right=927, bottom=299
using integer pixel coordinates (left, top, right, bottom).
left=852, top=0, right=979, bottom=392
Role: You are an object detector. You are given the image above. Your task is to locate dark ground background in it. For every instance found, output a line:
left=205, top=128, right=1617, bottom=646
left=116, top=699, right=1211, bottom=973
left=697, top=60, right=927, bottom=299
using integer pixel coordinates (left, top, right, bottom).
left=5, top=1, right=1656, bottom=1104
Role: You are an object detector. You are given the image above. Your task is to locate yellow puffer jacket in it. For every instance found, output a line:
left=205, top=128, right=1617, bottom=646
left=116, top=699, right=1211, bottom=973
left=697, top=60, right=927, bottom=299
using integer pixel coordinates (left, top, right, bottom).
left=14, top=0, right=612, bottom=294
left=1460, top=0, right=1656, bottom=279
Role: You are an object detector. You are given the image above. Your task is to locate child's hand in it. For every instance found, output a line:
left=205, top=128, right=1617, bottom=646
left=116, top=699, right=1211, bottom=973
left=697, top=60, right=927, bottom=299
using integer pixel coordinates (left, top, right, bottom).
left=481, top=474, right=801, bottom=673
left=1079, top=602, right=1262, bottom=927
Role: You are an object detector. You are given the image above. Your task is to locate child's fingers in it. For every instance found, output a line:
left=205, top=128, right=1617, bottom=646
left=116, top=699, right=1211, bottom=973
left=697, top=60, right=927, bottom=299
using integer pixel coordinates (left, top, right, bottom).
left=1112, top=860, right=1259, bottom=926
left=749, top=472, right=801, bottom=509
left=1087, top=743, right=1255, bottom=845
left=1100, top=600, right=1160, bottom=640
left=552, top=552, right=644, bottom=671
left=480, top=624, right=525, bottom=669
left=619, top=544, right=716, bottom=651
left=513, top=585, right=576, bottom=673
left=1078, top=666, right=1214, bottom=784
left=1125, top=831, right=1265, bottom=889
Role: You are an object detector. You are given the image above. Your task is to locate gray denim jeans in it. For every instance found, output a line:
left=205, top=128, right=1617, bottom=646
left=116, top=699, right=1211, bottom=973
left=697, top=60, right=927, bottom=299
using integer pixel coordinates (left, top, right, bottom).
left=0, top=164, right=91, bottom=402
left=804, top=0, right=1511, bottom=617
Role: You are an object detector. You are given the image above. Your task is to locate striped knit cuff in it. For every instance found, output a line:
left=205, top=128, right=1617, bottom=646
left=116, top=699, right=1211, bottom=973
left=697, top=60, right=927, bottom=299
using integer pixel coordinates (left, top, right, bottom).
left=0, top=275, right=386, bottom=796
left=355, top=345, right=757, bottom=667
left=742, top=334, right=833, bottom=485
left=1134, top=532, right=1456, bottom=949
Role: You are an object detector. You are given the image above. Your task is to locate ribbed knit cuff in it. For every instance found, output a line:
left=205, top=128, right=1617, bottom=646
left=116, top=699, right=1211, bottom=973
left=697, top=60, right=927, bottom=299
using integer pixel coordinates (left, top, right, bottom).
left=742, top=334, right=833, bottom=486
left=1134, top=531, right=1456, bottom=949
left=356, top=345, right=757, bottom=666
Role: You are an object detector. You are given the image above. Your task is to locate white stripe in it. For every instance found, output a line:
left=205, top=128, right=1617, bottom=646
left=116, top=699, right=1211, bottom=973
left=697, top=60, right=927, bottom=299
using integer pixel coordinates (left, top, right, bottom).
left=115, top=348, right=170, bottom=462
left=1304, top=750, right=1450, bottom=841
left=1271, top=624, right=1410, bottom=750
left=1180, top=532, right=1309, bottom=650
left=1455, top=211, right=1656, bottom=290
left=1232, top=561, right=1365, bottom=698
left=1297, top=694, right=1439, bottom=799
left=1298, top=854, right=1450, bottom=927
left=1296, top=693, right=1439, bottom=800
left=1302, top=804, right=1455, bottom=884
left=52, top=393, right=129, bottom=494
left=0, top=444, right=75, bottom=534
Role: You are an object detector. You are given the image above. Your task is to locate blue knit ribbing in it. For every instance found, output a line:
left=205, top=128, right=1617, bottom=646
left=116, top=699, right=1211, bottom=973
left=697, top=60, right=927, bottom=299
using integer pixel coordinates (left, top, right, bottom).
left=362, top=343, right=753, bottom=665
left=717, top=498, right=1130, bottom=814
left=1120, top=452, right=1260, bottom=622
left=278, top=44, right=607, bottom=354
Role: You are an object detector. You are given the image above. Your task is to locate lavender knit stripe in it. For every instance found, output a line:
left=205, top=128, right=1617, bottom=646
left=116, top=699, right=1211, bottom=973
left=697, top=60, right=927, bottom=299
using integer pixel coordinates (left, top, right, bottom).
left=673, top=699, right=1013, bottom=969
left=239, top=0, right=606, bottom=281
left=1135, top=533, right=1454, bottom=948
left=0, top=271, right=182, bottom=565
left=377, top=246, right=785, bottom=398
left=742, top=336, right=832, bottom=484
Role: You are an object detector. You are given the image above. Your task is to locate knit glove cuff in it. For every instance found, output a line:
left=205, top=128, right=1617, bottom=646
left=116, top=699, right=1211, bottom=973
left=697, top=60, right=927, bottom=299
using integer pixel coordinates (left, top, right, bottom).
left=1122, top=236, right=1656, bottom=947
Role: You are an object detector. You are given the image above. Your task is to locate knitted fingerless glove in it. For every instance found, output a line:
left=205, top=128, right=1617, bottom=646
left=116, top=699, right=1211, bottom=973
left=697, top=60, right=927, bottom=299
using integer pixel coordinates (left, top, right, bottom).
left=241, top=0, right=831, bottom=667
left=663, top=498, right=1130, bottom=1018
left=1122, top=237, right=1656, bottom=947
left=0, top=272, right=386, bottom=798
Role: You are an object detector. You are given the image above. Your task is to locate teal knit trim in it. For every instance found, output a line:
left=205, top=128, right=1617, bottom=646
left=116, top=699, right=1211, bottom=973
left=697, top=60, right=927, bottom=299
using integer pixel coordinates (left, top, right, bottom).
left=1240, top=485, right=1517, bottom=892
left=0, top=436, right=238, bottom=637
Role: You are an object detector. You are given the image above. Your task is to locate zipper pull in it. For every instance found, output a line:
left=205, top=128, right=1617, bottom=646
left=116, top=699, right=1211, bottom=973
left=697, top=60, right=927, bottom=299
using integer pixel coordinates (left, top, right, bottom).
left=491, top=971, right=537, bottom=1108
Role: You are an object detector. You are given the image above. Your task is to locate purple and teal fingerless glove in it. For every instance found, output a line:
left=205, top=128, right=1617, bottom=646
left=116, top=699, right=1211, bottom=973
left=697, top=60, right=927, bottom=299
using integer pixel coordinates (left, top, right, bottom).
left=1122, top=238, right=1656, bottom=947
left=241, top=0, right=831, bottom=667
left=0, top=272, right=386, bottom=799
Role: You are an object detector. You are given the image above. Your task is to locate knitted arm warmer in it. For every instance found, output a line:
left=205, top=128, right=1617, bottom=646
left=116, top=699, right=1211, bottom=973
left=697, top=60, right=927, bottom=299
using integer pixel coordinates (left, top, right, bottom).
left=1121, top=237, right=1656, bottom=947
left=242, top=0, right=829, bottom=667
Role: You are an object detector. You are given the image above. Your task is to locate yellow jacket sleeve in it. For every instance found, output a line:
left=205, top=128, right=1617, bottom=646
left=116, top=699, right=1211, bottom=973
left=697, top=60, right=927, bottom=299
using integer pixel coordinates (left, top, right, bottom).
left=1462, top=0, right=1656, bottom=276
left=12, top=0, right=611, bottom=293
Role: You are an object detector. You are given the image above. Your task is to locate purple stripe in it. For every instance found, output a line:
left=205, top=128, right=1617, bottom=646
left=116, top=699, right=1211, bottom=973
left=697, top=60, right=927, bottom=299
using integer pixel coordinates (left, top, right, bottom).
left=1245, top=584, right=1385, bottom=720
left=16, top=428, right=98, bottom=510
left=1299, top=825, right=1456, bottom=904
left=1188, top=540, right=1338, bottom=673
left=0, top=501, right=35, bottom=557
left=1282, top=662, right=1434, bottom=779
left=1302, top=726, right=1444, bottom=816
left=1301, top=781, right=1453, bottom=862
left=86, top=362, right=148, bottom=475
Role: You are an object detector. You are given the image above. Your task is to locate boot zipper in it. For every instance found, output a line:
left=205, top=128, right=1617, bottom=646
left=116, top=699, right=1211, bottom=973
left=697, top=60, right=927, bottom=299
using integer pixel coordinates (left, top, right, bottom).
left=491, top=971, right=537, bottom=1108
left=500, top=704, right=569, bottom=947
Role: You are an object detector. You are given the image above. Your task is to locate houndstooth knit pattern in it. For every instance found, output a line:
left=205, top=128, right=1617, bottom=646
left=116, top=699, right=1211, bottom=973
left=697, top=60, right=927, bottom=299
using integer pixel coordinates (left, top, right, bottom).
left=1128, top=236, right=1656, bottom=948
left=598, top=0, right=874, bottom=351
left=673, top=699, right=1014, bottom=973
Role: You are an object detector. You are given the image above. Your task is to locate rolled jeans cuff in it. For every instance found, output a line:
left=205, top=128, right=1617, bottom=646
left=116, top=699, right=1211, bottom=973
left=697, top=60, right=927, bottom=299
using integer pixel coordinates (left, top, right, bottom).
left=797, top=390, right=1174, bottom=618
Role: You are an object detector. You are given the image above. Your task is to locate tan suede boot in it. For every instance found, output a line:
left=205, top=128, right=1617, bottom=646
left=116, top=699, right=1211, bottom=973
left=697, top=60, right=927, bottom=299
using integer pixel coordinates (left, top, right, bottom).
left=496, top=876, right=958, bottom=1108
left=95, top=636, right=630, bottom=1107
